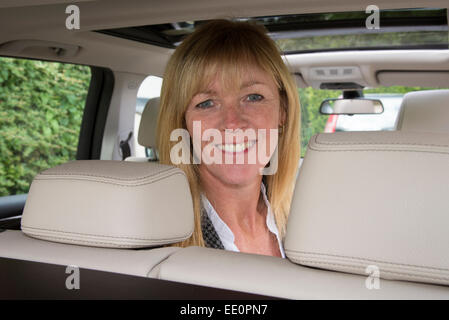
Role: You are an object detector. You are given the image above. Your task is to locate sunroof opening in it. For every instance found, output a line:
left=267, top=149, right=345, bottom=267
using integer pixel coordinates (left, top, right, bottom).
left=96, top=8, right=449, bottom=53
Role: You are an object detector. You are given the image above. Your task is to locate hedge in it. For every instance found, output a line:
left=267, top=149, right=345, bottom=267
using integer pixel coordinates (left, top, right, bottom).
left=0, top=57, right=90, bottom=196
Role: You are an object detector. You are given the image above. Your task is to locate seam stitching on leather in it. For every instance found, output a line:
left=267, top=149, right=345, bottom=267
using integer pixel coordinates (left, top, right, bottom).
left=296, top=259, right=449, bottom=282
left=285, top=250, right=449, bottom=272
left=22, top=225, right=191, bottom=242
left=33, top=171, right=185, bottom=187
left=296, top=256, right=446, bottom=276
left=39, top=166, right=178, bottom=181
left=315, top=141, right=449, bottom=147
left=314, top=134, right=449, bottom=148
left=24, top=234, right=184, bottom=247
left=308, top=146, right=449, bottom=155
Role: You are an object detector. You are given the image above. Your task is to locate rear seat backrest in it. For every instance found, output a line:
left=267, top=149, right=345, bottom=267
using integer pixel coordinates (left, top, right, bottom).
left=284, top=131, right=449, bottom=286
left=127, top=97, right=160, bottom=162
left=395, top=90, right=449, bottom=133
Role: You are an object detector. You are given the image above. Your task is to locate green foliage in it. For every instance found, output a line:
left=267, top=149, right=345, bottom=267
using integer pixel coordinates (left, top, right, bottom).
left=298, top=88, right=340, bottom=156
left=277, top=31, right=448, bottom=52
left=274, top=9, right=449, bottom=53
left=0, top=57, right=90, bottom=196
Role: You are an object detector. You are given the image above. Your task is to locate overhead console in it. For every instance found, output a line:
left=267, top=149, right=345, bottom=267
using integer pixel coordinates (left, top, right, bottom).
left=305, top=65, right=366, bottom=89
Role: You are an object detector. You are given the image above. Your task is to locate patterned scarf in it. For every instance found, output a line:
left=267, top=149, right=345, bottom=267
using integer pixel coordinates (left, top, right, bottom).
left=201, top=207, right=224, bottom=249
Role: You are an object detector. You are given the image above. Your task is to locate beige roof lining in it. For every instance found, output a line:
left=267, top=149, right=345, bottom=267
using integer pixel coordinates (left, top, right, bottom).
left=286, top=50, right=449, bottom=88
left=0, top=0, right=447, bottom=85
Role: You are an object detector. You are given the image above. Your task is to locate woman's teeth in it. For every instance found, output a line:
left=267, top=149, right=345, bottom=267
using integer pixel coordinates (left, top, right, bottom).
left=216, top=141, right=256, bottom=153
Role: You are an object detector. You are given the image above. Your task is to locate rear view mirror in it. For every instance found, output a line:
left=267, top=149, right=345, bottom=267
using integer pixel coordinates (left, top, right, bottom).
left=320, top=98, right=384, bottom=115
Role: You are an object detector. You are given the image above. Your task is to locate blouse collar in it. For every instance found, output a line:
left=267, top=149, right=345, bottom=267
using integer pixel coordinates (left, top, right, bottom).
left=201, top=183, right=285, bottom=258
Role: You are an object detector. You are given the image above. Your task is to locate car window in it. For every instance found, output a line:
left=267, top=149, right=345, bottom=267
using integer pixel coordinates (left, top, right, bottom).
left=0, top=57, right=91, bottom=196
left=299, top=86, right=446, bottom=157
left=299, top=88, right=340, bottom=156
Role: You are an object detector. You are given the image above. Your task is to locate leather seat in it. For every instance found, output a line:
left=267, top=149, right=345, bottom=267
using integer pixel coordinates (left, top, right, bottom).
left=285, top=131, right=449, bottom=287
left=395, top=90, right=449, bottom=133
left=150, top=246, right=449, bottom=299
left=0, top=160, right=193, bottom=276
left=0, top=230, right=180, bottom=277
left=126, top=97, right=160, bottom=162
left=3, top=132, right=449, bottom=298
left=151, top=131, right=449, bottom=298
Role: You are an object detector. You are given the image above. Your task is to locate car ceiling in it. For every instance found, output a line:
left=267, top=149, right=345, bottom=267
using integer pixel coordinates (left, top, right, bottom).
left=0, top=0, right=448, bottom=88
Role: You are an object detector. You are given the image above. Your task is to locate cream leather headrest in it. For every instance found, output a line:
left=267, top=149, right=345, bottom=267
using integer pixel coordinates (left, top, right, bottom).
left=395, top=90, right=449, bottom=133
left=21, top=160, right=193, bottom=248
left=138, top=97, right=160, bottom=148
left=285, top=131, right=449, bottom=286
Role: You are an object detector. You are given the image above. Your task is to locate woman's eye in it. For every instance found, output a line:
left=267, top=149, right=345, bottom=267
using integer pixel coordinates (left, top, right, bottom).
left=246, top=94, right=264, bottom=102
left=196, top=99, right=214, bottom=109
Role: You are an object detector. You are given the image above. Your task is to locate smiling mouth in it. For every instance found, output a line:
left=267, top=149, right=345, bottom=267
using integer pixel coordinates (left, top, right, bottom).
left=214, top=140, right=257, bottom=153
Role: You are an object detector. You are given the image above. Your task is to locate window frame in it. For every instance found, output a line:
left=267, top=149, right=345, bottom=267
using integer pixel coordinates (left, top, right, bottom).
left=0, top=57, right=114, bottom=222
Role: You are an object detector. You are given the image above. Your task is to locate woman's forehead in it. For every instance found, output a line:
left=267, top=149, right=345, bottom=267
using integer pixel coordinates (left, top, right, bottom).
left=196, top=63, right=278, bottom=93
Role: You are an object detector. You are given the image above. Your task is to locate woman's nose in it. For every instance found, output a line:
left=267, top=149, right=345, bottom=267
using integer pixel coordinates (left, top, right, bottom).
left=220, top=102, right=248, bottom=131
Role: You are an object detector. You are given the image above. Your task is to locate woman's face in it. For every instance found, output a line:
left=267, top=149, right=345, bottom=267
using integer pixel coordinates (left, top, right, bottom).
left=185, top=64, right=284, bottom=187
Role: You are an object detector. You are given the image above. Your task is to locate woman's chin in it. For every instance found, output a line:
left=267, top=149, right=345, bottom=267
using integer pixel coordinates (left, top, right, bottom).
left=208, top=163, right=264, bottom=187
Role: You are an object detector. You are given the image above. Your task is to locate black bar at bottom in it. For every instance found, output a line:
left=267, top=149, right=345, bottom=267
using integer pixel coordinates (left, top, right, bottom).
left=0, top=257, right=276, bottom=300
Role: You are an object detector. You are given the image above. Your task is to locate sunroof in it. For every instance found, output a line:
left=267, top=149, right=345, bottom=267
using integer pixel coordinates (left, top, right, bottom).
left=97, top=8, right=449, bottom=53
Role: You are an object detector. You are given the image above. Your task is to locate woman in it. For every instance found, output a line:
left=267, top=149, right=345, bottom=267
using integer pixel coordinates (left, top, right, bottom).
left=157, top=19, right=300, bottom=257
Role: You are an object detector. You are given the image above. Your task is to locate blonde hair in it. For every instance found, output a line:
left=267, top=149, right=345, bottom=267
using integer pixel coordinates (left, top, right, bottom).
left=156, top=19, right=301, bottom=247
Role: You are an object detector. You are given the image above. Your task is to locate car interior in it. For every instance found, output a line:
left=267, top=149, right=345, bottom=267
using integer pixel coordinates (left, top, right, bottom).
left=1, top=0, right=449, bottom=299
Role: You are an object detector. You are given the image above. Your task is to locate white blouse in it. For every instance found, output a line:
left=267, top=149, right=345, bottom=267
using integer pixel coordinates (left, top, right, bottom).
left=201, top=183, right=286, bottom=258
